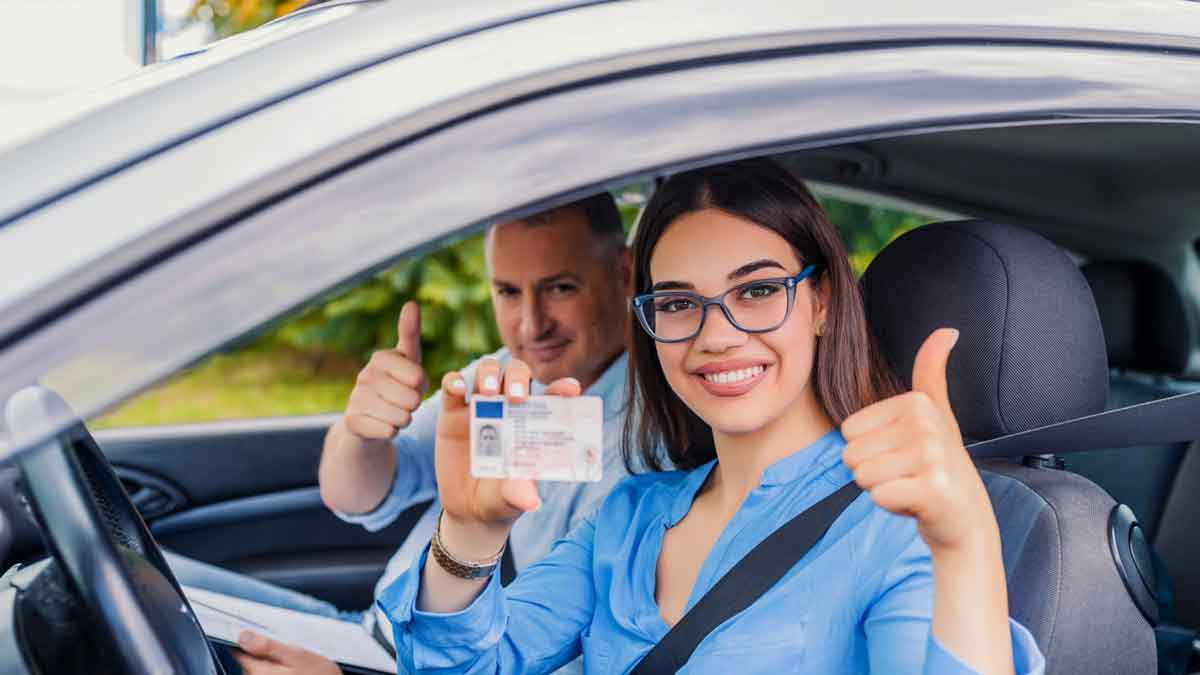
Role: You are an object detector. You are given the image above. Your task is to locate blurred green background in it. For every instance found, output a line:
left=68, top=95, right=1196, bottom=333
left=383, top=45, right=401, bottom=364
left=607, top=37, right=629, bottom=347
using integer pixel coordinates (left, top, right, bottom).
left=90, top=2, right=930, bottom=428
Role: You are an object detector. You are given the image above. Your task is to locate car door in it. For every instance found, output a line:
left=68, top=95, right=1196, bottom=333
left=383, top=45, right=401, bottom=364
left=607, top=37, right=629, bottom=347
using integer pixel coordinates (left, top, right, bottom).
left=94, top=416, right=427, bottom=610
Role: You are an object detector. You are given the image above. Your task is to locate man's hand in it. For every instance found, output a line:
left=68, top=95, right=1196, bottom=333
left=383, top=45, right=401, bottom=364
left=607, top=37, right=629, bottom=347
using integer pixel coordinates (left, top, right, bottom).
left=232, top=630, right=342, bottom=675
left=343, top=301, right=427, bottom=441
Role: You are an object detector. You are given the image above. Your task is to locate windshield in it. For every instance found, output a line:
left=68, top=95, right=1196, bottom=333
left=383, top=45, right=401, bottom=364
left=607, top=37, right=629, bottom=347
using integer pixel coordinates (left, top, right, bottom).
left=0, top=2, right=373, bottom=153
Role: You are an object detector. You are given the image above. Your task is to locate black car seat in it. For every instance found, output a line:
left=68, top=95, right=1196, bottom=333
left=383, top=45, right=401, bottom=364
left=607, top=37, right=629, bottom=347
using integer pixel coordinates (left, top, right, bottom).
left=1069, top=261, right=1194, bottom=538
left=861, top=220, right=1156, bottom=675
left=1071, top=260, right=1200, bottom=658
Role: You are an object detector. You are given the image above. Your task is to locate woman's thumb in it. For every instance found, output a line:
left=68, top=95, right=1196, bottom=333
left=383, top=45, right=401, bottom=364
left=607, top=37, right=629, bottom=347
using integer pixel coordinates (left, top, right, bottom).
left=501, top=478, right=541, bottom=513
left=911, top=327, right=959, bottom=414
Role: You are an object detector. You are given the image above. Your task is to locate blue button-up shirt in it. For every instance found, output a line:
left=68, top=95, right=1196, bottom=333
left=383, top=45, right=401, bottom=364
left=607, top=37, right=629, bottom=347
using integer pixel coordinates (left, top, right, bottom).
left=333, top=348, right=632, bottom=647
left=379, top=430, right=1044, bottom=674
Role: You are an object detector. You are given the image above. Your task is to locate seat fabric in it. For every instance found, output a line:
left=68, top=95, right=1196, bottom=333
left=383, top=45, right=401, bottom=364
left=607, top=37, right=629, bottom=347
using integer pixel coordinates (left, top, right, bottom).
left=1068, top=260, right=1195, bottom=540
left=861, top=220, right=1156, bottom=675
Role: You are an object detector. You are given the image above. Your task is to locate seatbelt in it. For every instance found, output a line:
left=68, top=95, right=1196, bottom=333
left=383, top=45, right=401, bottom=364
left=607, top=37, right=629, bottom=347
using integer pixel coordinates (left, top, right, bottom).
left=967, top=390, right=1200, bottom=459
left=630, top=481, right=862, bottom=675
left=631, top=390, right=1200, bottom=674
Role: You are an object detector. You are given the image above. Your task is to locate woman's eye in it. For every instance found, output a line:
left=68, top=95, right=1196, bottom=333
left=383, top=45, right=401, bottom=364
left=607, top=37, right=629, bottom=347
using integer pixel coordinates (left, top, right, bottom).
left=740, top=283, right=782, bottom=300
left=656, top=297, right=696, bottom=313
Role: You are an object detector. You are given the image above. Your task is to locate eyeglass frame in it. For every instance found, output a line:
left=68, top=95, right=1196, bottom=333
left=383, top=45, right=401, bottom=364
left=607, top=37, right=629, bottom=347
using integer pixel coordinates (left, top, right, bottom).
left=631, top=264, right=820, bottom=343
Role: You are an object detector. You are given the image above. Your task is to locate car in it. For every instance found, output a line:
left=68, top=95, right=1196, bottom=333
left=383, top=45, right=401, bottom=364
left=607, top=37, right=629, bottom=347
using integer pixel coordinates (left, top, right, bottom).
left=0, top=1, right=1198, bottom=673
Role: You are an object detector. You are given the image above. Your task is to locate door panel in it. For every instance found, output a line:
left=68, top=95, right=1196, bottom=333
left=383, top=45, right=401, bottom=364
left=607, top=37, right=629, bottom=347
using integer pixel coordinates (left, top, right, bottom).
left=93, top=415, right=425, bottom=611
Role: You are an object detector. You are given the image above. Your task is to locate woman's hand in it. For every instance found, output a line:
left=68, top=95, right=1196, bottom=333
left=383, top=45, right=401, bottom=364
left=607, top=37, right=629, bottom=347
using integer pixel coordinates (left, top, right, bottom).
left=841, top=328, right=996, bottom=554
left=233, top=631, right=342, bottom=675
left=433, top=358, right=582, bottom=556
left=842, top=328, right=1014, bottom=675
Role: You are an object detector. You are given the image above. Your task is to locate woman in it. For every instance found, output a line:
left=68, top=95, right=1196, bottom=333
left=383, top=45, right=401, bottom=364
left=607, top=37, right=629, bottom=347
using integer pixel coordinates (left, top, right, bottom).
left=380, top=159, right=1044, bottom=674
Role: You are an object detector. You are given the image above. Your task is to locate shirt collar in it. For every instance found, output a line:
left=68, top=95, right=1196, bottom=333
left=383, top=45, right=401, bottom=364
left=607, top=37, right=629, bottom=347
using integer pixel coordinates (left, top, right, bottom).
left=663, top=429, right=847, bottom=527
left=760, top=429, right=846, bottom=486
left=583, top=351, right=628, bottom=419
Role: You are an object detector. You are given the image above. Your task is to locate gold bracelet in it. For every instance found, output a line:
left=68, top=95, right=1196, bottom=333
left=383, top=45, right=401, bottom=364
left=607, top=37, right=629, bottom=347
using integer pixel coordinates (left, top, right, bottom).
left=429, top=510, right=505, bottom=580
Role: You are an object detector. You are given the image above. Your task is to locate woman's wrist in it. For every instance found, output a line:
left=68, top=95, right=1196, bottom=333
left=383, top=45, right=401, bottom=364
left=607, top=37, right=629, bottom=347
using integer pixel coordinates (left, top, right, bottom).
left=437, top=511, right=511, bottom=562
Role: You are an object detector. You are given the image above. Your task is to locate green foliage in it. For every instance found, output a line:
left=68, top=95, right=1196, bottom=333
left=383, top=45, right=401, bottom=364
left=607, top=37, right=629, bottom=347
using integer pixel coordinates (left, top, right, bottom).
left=818, top=195, right=933, bottom=275
left=266, top=234, right=501, bottom=395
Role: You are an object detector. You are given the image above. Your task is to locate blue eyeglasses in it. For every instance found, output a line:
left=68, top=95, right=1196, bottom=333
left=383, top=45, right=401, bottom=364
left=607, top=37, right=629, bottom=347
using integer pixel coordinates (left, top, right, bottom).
left=632, top=265, right=820, bottom=343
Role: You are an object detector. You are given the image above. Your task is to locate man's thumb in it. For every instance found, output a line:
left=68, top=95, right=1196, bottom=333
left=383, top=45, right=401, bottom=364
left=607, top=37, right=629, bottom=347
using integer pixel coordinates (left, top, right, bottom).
left=911, top=327, right=959, bottom=413
left=396, top=300, right=422, bottom=363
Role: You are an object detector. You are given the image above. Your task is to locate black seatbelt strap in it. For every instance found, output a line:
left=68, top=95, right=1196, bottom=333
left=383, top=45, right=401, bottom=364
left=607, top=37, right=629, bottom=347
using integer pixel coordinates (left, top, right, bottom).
left=967, top=390, right=1200, bottom=458
left=630, top=480, right=863, bottom=675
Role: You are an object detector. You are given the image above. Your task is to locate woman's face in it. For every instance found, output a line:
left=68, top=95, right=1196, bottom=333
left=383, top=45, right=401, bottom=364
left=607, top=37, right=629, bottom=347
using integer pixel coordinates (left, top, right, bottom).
left=649, top=208, right=828, bottom=437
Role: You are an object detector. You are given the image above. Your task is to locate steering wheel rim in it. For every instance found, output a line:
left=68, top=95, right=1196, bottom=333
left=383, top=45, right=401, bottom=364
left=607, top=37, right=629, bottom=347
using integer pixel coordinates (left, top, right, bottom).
left=7, top=386, right=221, bottom=675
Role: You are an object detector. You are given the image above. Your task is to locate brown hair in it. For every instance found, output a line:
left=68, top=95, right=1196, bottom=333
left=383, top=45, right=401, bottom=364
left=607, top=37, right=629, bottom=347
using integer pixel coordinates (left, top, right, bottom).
left=622, top=158, right=903, bottom=472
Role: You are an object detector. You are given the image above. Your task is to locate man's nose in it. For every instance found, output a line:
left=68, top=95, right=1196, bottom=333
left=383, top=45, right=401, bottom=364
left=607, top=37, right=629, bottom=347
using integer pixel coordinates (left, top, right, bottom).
left=519, top=294, right=552, bottom=339
left=694, top=304, right=747, bottom=353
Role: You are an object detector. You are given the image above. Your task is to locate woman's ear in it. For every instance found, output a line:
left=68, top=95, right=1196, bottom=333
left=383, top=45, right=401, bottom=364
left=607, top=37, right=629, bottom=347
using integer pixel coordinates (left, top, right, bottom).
left=813, top=274, right=832, bottom=335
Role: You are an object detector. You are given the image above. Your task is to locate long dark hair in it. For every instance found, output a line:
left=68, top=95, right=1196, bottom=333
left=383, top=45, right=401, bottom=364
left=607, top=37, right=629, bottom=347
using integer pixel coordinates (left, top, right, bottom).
left=622, top=158, right=903, bottom=472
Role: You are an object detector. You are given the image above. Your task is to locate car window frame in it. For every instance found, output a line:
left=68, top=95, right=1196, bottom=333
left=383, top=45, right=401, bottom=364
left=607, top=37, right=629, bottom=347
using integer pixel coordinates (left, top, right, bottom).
left=4, top=38, right=1200, bottom=455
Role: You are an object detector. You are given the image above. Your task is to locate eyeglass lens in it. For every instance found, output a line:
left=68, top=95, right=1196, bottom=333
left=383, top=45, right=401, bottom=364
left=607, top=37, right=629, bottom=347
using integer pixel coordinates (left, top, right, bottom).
left=641, top=280, right=791, bottom=341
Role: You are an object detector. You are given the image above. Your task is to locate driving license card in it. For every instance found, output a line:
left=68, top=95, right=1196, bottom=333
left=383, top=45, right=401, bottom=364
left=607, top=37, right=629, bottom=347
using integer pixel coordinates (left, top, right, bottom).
left=469, top=395, right=603, bottom=482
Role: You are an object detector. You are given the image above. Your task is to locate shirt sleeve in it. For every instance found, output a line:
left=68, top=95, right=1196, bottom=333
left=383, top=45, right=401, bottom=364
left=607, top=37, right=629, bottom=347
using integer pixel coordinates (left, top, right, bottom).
left=378, top=513, right=598, bottom=674
left=864, top=524, right=1046, bottom=675
left=331, top=353, right=495, bottom=532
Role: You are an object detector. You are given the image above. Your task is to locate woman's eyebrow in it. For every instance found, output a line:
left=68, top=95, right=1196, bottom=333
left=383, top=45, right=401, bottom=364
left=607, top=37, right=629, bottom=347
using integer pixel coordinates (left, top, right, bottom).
left=728, top=259, right=787, bottom=281
left=648, top=259, right=787, bottom=292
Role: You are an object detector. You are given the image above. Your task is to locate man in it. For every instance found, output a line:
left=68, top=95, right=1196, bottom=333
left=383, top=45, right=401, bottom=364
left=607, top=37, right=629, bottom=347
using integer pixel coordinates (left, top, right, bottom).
left=168, top=193, right=636, bottom=672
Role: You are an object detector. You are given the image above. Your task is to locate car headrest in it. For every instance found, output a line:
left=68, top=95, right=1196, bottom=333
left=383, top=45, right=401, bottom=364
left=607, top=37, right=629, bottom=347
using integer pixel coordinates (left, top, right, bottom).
left=1081, top=260, right=1192, bottom=375
left=861, top=220, right=1108, bottom=442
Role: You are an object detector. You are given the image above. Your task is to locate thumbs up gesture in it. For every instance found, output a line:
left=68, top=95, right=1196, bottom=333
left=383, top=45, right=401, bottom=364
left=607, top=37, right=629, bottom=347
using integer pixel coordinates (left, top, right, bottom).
left=842, top=328, right=998, bottom=552
left=342, top=301, right=428, bottom=441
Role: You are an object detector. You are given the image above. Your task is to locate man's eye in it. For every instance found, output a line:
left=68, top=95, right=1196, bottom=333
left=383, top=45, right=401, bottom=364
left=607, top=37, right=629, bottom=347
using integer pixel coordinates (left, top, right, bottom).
left=656, top=297, right=696, bottom=313
left=495, top=287, right=519, bottom=298
left=549, top=283, right=578, bottom=296
left=739, top=283, right=782, bottom=300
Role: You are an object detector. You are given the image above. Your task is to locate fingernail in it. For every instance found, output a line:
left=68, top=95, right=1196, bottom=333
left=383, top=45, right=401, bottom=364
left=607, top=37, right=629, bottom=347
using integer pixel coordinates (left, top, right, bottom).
left=238, top=630, right=261, bottom=649
left=509, top=382, right=526, bottom=397
left=564, top=377, right=580, bottom=388
left=947, top=328, right=960, bottom=348
left=450, top=378, right=466, bottom=391
left=483, top=375, right=498, bottom=391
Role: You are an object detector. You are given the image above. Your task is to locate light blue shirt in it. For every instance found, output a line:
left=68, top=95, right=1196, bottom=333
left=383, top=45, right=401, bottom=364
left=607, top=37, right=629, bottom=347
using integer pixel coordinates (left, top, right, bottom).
left=332, top=348, right=633, bottom=646
left=379, top=430, right=1045, bottom=674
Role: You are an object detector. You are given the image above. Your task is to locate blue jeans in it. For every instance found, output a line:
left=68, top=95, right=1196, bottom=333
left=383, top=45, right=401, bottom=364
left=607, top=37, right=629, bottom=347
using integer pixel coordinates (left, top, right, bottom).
left=164, top=550, right=365, bottom=624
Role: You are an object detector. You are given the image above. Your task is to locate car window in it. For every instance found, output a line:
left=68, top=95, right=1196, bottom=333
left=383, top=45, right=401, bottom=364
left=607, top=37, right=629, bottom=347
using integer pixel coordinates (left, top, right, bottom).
left=89, top=182, right=936, bottom=429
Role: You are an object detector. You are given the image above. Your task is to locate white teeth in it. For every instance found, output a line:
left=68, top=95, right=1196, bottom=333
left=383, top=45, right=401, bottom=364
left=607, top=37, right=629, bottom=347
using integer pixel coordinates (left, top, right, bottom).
left=703, top=365, right=764, bottom=385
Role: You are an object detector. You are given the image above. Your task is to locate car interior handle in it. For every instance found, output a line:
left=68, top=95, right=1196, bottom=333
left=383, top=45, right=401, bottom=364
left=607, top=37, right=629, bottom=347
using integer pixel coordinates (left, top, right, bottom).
left=113, top=467, right=187, bottom=521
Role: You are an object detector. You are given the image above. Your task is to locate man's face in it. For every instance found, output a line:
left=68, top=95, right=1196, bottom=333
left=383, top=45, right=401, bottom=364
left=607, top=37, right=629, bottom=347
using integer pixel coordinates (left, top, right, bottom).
left=487, top=208, right=631, bottom=389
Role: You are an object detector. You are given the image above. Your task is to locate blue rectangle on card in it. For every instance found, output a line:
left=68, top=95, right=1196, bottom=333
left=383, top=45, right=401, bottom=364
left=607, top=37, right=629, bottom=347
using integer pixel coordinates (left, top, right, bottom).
left=475, top=400, right=504, bottom=418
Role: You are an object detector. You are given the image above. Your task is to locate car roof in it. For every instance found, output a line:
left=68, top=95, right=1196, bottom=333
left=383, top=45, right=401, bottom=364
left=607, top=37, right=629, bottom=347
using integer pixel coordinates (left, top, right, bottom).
left=4, top=0, right=1200, bottom=230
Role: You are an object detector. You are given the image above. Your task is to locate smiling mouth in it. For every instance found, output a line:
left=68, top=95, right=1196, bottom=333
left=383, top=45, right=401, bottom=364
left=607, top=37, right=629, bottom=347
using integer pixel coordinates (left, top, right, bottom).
left=701, top=365, right=765, bottom=385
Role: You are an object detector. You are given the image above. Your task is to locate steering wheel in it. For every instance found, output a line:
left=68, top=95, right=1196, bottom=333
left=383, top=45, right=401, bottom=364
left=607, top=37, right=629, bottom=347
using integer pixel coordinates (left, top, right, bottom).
left=6, top=386, right=222, bottom=675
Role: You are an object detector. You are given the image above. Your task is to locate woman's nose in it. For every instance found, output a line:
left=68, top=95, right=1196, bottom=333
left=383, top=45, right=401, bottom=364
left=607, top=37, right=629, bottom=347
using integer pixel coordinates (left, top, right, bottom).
left=694, top=304, right=747, bottom=353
